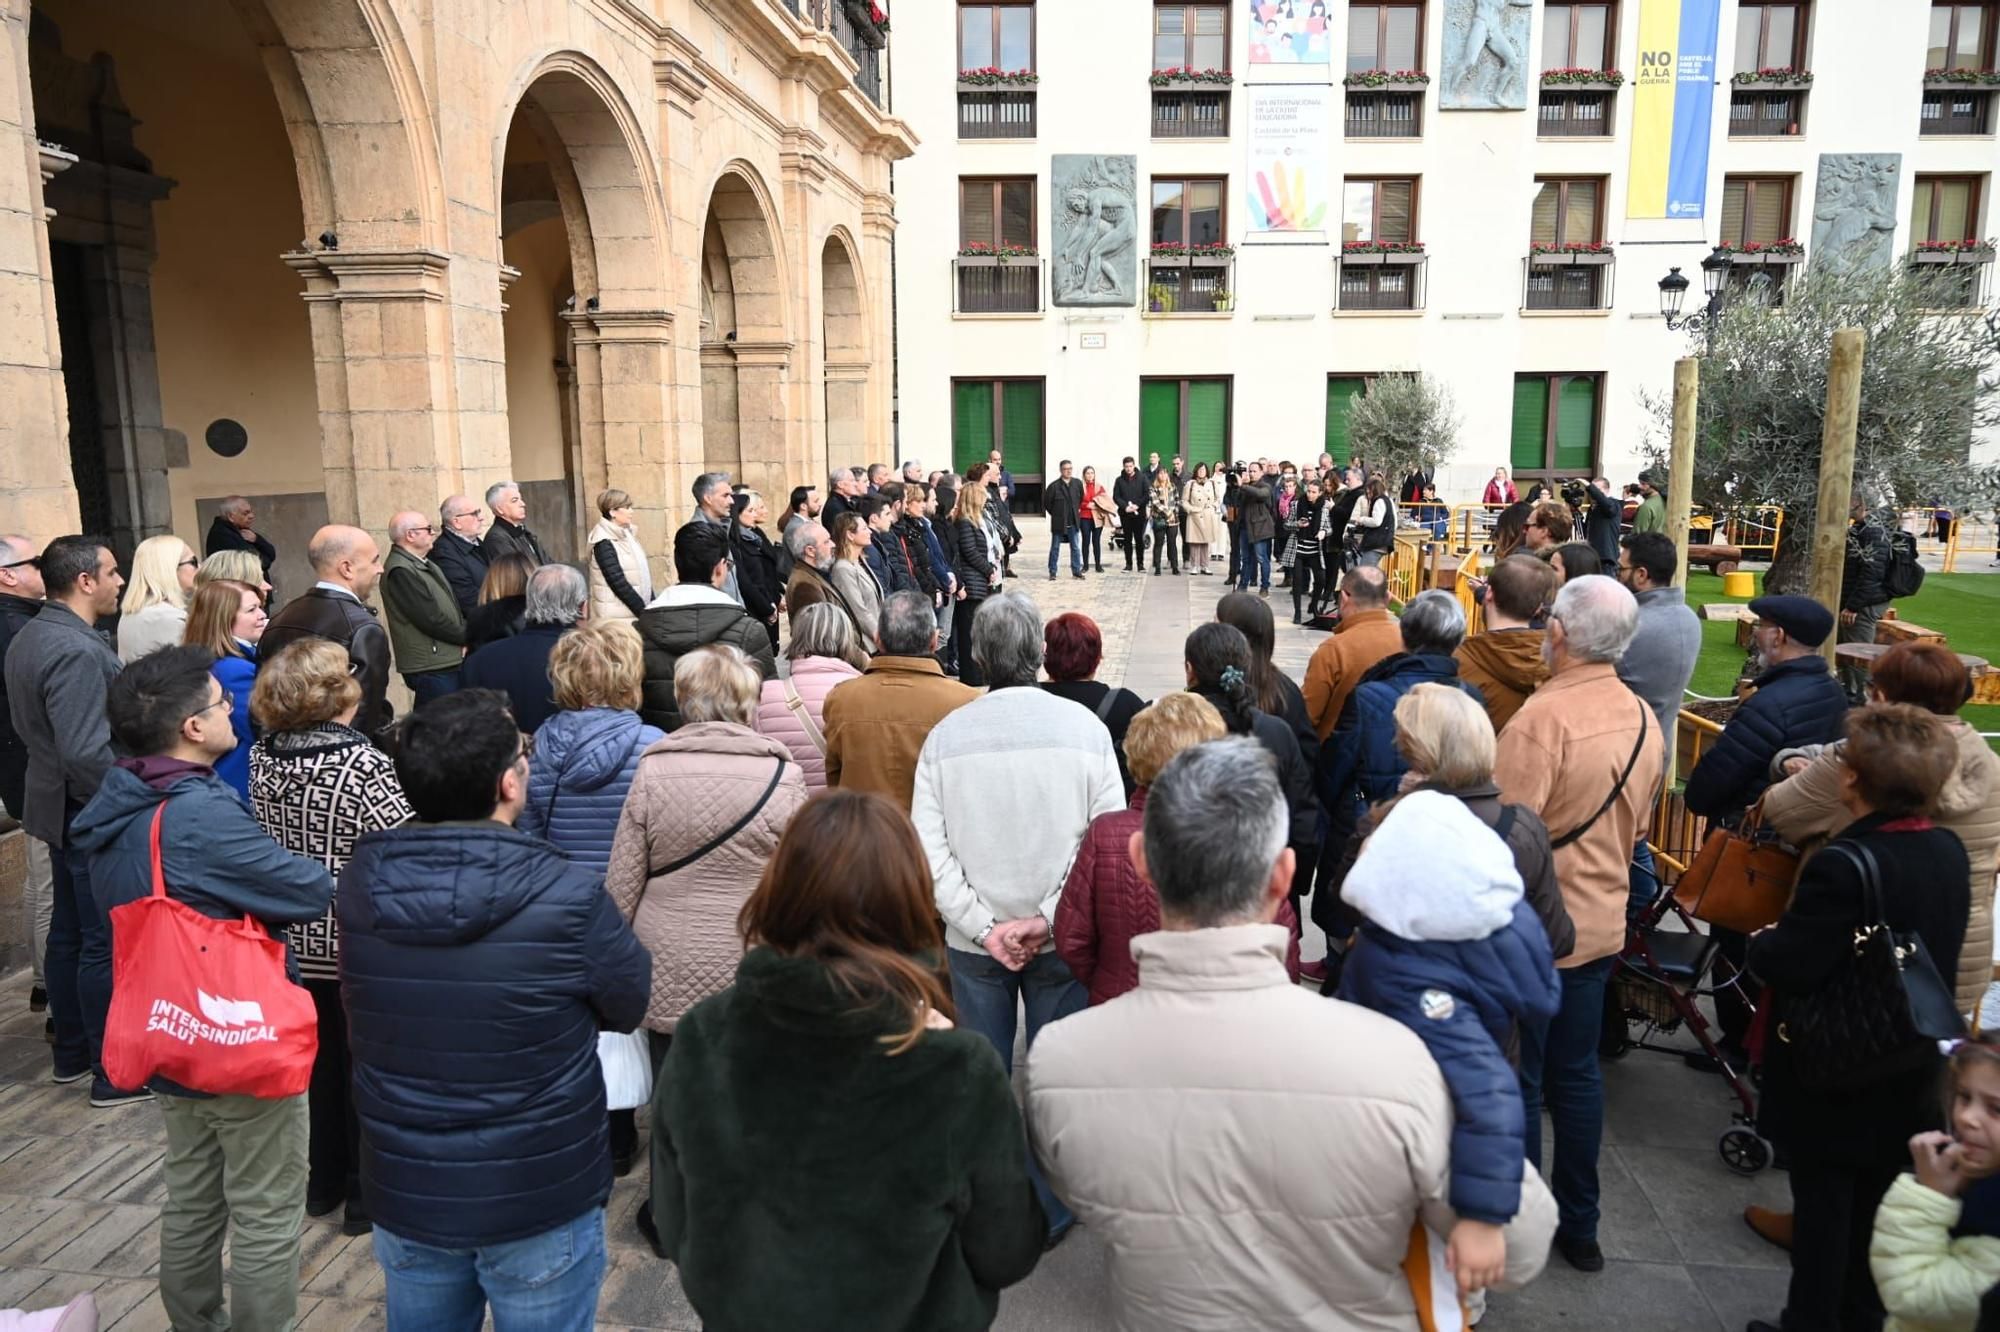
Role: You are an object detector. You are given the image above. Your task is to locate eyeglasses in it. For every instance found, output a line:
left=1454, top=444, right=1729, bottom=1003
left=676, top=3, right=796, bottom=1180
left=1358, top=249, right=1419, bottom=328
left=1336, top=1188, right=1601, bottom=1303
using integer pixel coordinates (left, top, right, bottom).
left=0, top=557, right=38, bottom=572
left=406, top=526, right=436, bottom=537
left=450, top=509, right=484, bottom=522
left=187, top=693, right=233, bottom=724
left=178, top=558, right=199, bottom=570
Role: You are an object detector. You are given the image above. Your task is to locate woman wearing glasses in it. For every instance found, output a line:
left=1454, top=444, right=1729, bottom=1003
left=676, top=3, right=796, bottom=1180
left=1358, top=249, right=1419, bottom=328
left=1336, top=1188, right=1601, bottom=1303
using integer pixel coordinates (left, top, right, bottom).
left=181, top=578, right=268, bottom=799
left=118, top=535, right=198, bottom=663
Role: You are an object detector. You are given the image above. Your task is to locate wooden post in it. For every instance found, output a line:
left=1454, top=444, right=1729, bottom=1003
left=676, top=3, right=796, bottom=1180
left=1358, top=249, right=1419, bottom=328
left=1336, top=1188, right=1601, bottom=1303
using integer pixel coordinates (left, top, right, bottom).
left=1808, top=327, right=1866, bottom=667
left=1667, top=357, right=1699, bottom=588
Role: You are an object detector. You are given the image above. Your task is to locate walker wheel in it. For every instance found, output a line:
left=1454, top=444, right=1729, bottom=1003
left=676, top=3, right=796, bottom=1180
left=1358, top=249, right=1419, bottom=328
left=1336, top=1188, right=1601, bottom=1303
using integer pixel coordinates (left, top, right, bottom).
left=1718, top=1126, right=1771, bottom=1176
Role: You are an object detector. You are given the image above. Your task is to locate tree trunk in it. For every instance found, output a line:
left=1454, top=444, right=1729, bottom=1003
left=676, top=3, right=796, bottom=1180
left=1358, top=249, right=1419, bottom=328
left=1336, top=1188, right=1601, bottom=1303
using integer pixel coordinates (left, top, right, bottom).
left=1763, top=513, right=1815, bottom=594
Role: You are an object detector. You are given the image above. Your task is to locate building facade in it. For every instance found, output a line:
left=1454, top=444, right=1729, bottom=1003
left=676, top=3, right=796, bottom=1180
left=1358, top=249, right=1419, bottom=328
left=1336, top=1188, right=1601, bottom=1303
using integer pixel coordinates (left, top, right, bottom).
left=0, top=0, right=910, bottom=593
left=892, top=0, right=2000, bottom=507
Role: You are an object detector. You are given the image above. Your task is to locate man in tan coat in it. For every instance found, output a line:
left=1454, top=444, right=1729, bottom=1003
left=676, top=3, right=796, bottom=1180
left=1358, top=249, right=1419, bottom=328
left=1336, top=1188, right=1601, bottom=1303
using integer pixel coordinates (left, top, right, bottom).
left=1301, top=566, right=1403, bottom=739
left=1493, top=574, right=1661, bottom=1276
left=823, top=592, right=978, bottom=810
left=1027, top=738, right=1555, bottom=1329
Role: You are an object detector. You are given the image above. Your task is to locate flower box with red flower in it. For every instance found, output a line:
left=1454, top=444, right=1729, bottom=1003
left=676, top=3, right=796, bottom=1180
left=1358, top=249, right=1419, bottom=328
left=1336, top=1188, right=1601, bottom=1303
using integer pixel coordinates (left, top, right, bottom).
left=1342, top=68, right=1430, bottom=88
left=957, top=67, right=1039, bottom=91
left=957, top=242, right=1040, bottom=266
left=1731, top=66, right=1813, bottom=90
left=1340, top=239, right=1428, bottom=266
left=1912, top=238, right=1997, bottom=263
left=1149, top=66, right=1234, bottom=89
left=1540, top=67, right=1624, bottom=90
left=1923, top=67, right=2000, bottom=89
left=1529, top=241, right=1614, bottom=266
left=1719, top=239, right=1805, bottom=265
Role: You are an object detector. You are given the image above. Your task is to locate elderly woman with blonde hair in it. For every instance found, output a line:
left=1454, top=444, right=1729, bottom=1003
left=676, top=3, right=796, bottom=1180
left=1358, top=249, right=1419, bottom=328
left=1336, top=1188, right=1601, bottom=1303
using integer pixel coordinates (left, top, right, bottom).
left=607, top=644, right=808, bottom=1056
left=195, top=548, right=272, bottom=603
left=118, top=534, right=199, bottom=662
left=754, top=601, right=865, bottom=791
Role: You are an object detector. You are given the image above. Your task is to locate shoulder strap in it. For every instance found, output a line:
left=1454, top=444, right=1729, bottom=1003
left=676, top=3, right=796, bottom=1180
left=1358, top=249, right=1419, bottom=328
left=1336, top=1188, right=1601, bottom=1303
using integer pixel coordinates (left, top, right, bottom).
left=1494, top=803, right=1519, bottom=843
left=1093, top=687, right=1121, bottom=725
left=656, top=760, right=787, bottom=879
left=1549, top=700, right=1651, bottom=851
left=777, top=660, right=828, bottom=757
left=1830, top=841, right=1887, bottom=928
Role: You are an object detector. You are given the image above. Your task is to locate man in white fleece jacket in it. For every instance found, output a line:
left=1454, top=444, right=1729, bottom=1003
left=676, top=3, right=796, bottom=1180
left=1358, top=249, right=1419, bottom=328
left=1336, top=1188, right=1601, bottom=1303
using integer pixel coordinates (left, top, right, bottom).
left=910, top=590, right=1123, bottom=1245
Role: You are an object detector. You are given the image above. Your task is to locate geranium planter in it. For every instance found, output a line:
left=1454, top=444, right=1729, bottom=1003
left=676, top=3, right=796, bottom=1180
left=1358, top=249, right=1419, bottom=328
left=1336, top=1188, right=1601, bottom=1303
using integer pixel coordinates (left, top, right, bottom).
left=1340, top=250, right=1426, bottom=265
left=1912, top=246, right=1996, bottom=263
left=1530, top=249, right=1614, bottom=265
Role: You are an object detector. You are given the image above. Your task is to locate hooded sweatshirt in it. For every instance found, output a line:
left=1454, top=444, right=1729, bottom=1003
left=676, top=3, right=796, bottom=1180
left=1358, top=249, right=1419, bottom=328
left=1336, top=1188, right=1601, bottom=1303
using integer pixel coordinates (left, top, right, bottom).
left=1339, top=792, right=1563, bottom=1224
left=1454, top=628, right=1549, bottom=733
left=518, top=707, right=664, bottom=873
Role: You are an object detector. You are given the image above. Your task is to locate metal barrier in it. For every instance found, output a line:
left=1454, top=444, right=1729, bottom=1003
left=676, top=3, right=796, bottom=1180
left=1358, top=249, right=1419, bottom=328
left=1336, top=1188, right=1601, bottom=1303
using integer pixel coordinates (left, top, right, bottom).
left=1718, top=506, right=1784, bottom=562
left=1941, top=511, right=1998, bottom=573
left=1442, top=503, right=1512, bottom=557
left=1648, top=705, right=1728, bottom=882
left=1453, top=553, right=1487, bottom=636
left=1384, top=533, right=1425, bottom=606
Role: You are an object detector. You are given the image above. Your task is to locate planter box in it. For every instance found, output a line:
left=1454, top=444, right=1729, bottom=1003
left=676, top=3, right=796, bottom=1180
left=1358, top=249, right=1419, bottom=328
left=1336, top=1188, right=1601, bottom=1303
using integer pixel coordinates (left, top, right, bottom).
left=1725, top=251, right=1804, bottom=265
left=1149, top=254, right=1235, bottom=267
left=1340, top=250, right=1426, bottom=265
left=1542, top=79, right=1622, bottom=92
left=1530, top=250, right=1615, bottom=266
left=1731, top=77, right=1811, bottom=91
left=1912, top=247, right=1996, bottom=263
left=957, top=79, right=1036, bottom=93
left=1924, top=76, right=2000, bottom=91
left=954, top=254, right=1038, bottom=266
left=1150, top=77, right=1232, bottom=91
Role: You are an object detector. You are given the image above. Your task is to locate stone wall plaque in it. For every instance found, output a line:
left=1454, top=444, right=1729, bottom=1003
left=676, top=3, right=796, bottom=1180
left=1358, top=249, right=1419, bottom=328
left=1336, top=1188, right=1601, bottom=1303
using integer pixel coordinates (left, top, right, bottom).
left=1810, top=154, right=1901, bottom=275
left=1052, top=154, right=1138, bottom=308
left=1440, top=0, right=1534, bottom=111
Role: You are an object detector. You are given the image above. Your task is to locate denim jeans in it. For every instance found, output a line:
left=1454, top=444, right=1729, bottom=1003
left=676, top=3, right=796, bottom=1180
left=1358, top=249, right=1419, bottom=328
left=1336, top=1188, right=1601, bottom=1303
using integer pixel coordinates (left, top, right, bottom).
left=1520, top=954, right=1616, bottom=1242
left=948, top=947, right=1085, bottom=1236
left=1628, top=839, right=1660, bottom=925
left=1048, top=527, right=1082, bottom=576
left=405, top=669, right=462, bottom=708
left=1237, top=538, right=1272, bottom=591
left=1080, top=522, right=1102, bottom=568
left=46, top=816, right=110, bottom=1080
left=375, top=1208, right=606, bottom=1332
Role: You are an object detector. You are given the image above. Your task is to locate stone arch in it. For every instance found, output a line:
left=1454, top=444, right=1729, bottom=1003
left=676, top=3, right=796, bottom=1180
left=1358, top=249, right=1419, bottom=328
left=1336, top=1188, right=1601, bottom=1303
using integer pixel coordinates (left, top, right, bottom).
left=699, top=162, right=793, bottom=501
left=821, top=228, right=868, bottom=471
left=702, top=163, right=789, bottom=344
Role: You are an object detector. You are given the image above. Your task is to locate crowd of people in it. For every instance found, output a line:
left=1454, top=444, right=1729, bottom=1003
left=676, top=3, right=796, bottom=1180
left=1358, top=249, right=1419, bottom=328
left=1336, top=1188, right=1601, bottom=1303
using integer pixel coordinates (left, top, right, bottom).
left=0, top=447, right=1994, bottom=1332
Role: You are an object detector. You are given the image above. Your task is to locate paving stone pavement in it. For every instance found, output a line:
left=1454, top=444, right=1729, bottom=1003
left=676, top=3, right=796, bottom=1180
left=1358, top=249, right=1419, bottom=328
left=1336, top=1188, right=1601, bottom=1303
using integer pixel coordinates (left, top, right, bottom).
left=0, top=518, right=1797, bottom=1328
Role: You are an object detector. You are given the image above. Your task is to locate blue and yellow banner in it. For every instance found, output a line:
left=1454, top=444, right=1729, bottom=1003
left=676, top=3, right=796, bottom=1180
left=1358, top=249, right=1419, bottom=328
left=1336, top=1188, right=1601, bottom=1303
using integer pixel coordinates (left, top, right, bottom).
left=1627, top=0, right=1722, bottom=220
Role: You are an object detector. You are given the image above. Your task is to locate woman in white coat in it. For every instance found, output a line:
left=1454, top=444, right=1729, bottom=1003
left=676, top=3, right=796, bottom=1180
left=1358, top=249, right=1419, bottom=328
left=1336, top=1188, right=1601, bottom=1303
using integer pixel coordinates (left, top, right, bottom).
left=587, top=488, right=654, bottom=622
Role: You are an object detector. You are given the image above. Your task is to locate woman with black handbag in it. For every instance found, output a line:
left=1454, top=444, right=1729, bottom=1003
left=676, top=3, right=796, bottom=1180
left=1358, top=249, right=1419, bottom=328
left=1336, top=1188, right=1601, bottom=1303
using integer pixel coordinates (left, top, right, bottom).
left=1745, top=704, right=1971, bottom=1332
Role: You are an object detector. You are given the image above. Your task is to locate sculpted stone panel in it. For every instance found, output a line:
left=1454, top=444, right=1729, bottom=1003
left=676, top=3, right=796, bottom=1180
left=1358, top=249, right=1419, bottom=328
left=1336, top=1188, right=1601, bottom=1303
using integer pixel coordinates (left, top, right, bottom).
left=1441, top=0, right=1534, bottom=111
left=1052, top=155, right=1138, bottom=308
left=1810, top=154, right=1901, bottom=274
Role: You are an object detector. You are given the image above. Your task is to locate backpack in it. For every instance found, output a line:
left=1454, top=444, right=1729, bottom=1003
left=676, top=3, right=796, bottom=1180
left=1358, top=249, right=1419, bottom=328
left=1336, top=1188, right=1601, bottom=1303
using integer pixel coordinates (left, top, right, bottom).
left=1883, top=529, right=1925, bottom=599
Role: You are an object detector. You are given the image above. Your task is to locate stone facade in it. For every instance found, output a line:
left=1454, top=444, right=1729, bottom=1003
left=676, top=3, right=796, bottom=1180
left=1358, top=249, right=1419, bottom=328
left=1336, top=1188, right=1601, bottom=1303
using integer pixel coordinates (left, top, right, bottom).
left=0, top=0, right=912, bottom=586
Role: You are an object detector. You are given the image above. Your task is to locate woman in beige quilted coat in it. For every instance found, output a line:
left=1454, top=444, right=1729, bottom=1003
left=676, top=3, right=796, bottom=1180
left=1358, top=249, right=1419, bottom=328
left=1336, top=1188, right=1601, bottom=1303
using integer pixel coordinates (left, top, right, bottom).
left=606, top=643, right=808, bottom=1040
left=1761, top=640, right=2000, bottom=1017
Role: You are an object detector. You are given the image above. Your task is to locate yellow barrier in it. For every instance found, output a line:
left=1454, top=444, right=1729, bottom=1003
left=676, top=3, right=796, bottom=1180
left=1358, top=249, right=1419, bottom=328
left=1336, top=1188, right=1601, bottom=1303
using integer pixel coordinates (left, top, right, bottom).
left=1442, top=504, right=1512, bottom=557
left=1719, top=506, right=1784, bottom=561
left=1941, top=513, right=1998, bottom=573
left=1648, top=706, right=1727, bottom=881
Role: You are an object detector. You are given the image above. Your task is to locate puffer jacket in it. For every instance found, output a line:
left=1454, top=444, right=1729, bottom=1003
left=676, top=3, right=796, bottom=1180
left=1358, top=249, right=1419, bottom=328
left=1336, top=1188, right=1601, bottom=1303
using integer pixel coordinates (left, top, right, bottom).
left=1871, top=1172, right=2000, bottom=1332
left=1684, top=653, right=1849, bottom=824
left=637, top=585, right=778, bottom=731
left=1454, top=629, right=1548, bottom=734
left=1338, top=792, right=1563, bottom=1225
left=949, top=516, right=1001, bottom=598
left=1053, top=789, right=1302, bottom=1005
left=754, top=655, right=860, bottom=790
left=605, top=723, right=807, bottom=1033
left=338, top=819, right=651, bottom=1249
left=1319, top=652, right=1483, bottom=840
left=587, top=518, right=652, bottom=621
left=1762, top=719, right=2000, bottom=1017
left=519, top=707, right=664, bottom=873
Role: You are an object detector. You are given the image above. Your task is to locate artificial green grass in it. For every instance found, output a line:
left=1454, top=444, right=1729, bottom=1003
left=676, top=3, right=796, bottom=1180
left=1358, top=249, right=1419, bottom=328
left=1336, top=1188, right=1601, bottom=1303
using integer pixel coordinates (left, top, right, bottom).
left=1680, top=571, right=2000, bottom=741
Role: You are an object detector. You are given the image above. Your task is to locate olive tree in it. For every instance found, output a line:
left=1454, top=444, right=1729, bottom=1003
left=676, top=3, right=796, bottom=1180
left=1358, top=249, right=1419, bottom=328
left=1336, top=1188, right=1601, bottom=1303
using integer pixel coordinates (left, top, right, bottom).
left=1641, top=265, right=2000, bottom=592
left=1348, top=372, right=1461, bottom=483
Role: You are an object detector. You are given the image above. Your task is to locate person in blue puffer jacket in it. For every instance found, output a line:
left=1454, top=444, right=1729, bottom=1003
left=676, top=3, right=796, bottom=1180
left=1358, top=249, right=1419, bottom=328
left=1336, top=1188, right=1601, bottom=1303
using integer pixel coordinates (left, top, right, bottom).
left=1340, top=787, right=1563, bottom=1302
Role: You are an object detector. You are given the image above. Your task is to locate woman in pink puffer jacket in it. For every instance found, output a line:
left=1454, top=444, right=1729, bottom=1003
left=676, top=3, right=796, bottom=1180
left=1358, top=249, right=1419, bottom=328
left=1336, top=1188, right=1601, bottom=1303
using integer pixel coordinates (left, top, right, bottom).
left=754, top=602, right=866, bottom=791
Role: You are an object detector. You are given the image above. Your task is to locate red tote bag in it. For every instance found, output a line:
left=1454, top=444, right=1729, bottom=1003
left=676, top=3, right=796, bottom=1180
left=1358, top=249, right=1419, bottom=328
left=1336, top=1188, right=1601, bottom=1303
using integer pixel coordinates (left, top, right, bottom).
left=101, top=803, right=318, bottom=1098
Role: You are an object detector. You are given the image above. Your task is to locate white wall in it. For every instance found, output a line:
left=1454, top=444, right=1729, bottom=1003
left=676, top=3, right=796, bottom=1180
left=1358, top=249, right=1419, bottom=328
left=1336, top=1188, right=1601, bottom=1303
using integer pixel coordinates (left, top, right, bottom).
left=893, top=0, right=2000, bottom=503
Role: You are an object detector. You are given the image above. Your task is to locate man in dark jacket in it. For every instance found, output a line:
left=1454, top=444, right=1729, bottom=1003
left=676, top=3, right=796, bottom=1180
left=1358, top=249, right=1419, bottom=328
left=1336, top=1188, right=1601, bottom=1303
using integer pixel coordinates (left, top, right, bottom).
left=1112, top=457, right=1150, bottom=572
left=1235, top=463, right=1277, bottom=595
left=1043, top=459, right=1085, bottom=581
left=381, top=511, right=466, bottom=706
left=781, top=521, right=863, bottom=644
left=870, top=486, right=923, bottom=598
left=638, top=524, right=777, bottom=731
left=480, top=481, right=548, bottom=566
left=463, top=564, right=583, bottom=735
left=338, top=688, right=650, bottom=1326
left=260, top=526, right=394, bottom=743
left=4, top=536, right=123, bottom=1094
left=1839, top=495, right=1894, bottom=702
left=203, top=496, right=278, bottom=578
left=0, top=534, right=48, bottom=1006
left=1685, top=594, right=1849, bottom=828
left=70, top=646, right=333, bottom=1328
left=431, top=494, right=489, bottom=617
left=1580, top=477, right=1623, bottom=574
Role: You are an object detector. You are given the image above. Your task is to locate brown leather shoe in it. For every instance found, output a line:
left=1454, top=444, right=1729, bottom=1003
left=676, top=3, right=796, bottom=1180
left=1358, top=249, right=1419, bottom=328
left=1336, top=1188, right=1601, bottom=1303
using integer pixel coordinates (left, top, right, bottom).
left=1744, top=1205, right=1793, bottom=1251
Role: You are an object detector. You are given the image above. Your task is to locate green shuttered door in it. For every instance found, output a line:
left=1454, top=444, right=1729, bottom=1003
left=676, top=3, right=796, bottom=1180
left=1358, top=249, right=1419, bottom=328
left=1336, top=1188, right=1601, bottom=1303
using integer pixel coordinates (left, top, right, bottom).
left=1141, top=380, right=1181, bottom=459
left=1184, top=380, right=1228, bottom=469
left=953, top=381, right=994, bottom=475
left=1326, top=377, right=1365, bottom=465
left=1510, top=376, right=1549, bottom=473
left=1553, top=376, right=1598, bottom=473
left=1000, top=380, right=1043, bottom=476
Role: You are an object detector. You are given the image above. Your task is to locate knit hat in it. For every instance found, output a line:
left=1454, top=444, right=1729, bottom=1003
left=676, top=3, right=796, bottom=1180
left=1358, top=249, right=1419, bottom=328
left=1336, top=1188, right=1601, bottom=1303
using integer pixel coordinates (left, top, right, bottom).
left=1341, top=790, right=1524, bottom=943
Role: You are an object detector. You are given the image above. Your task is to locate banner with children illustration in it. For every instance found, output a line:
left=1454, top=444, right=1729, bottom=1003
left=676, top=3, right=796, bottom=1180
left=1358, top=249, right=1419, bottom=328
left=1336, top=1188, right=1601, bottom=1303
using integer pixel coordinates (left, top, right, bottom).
left=1245, top=86, right=1331, bottom=232
left=1248, top=0, right=1334, bottom=64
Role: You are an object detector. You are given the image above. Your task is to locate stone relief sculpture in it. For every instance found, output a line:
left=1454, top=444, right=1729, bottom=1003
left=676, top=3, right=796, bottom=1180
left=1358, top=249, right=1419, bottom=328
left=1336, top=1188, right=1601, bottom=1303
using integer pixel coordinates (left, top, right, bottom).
left=1440, top=0, right=1534, bottom=111
left=1052, top=154, right=1137, bottom=307
left=1810, top=154, right=1901, bottom=274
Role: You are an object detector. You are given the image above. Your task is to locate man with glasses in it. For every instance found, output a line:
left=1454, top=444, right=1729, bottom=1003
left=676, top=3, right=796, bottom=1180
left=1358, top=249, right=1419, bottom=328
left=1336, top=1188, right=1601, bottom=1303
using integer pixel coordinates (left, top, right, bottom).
left=203, top=496, right=278, bottom=580
left=4, top=536, right=127, bottom=1103
left=68, top=645, right=334, bottom=1329
left=432, top=495, right=490, bottom=617
left=381, top=511, right=468, bottom=707
left=1524, top=500, right=1572, bottom=557
left=0, top=536, right=51, bottom=1023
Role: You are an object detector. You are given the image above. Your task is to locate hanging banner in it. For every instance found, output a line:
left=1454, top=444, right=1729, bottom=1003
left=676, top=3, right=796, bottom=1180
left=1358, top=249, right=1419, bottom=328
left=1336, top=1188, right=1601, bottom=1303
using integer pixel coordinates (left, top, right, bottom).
left=1247, top=0, right=1332, bottom=64
left=1626, top=0, right=1722, bottom=220
left=1245, top=85, right=1330, bottom=233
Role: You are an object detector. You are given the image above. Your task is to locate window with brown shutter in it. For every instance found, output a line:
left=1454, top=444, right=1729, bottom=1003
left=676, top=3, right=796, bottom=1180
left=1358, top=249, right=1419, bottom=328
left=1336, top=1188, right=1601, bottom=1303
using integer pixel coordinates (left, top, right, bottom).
left=959, top=178, right=1037, bottom=249
left=1720, top=177, right=1794, bottom=245
left=1531, top=178, right=1603, bottom=245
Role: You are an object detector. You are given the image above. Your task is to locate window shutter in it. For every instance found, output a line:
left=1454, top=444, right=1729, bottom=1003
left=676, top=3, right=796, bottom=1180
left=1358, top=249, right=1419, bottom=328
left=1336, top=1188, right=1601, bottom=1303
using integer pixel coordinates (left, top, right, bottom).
left=1000, top=180, right=1035, bottom=248
left=1141, top=380, right=1182, bottom=457
left=1938, top=180, right=1973, bottom=241
left=1530, top=183, right=1559, bottom=244
left=1380, top=181, right=1414, bottom=242
left=1542, top=4, right=1572, bottom=69
left=1553, top=376, right=1599, bottom=472
left=1000, top=380, right=1043, bottom=476
left=1721, top=179, right=1748, bottom=245
left=1748, top=181, right=1787, bottom=242
left=1326, top=376, right=1366, bottom=465
left=953, top=381, right=995, bottom=475
left=1346, top=6, right=1377, bottom=71
left=1185, top=380, right=1228, bottom=468
left=961, top=182, right=995, bottom=248
left=1563, top=179, right=1600, bottom=242
left=1510, top=376, right=1550, bottom=473
left=1385, top=6, right=1420, bottom=67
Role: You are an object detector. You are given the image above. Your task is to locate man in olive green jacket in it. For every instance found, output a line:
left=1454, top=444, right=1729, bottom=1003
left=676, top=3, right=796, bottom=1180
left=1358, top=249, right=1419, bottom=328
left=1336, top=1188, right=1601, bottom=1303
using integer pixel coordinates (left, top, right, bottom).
left=381, top=512, right=466, bottom=706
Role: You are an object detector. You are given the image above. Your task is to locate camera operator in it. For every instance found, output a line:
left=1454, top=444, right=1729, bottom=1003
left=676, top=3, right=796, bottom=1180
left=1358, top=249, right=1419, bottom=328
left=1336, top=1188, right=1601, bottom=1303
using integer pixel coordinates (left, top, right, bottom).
left=1566, top=477, right=1623, bottom=575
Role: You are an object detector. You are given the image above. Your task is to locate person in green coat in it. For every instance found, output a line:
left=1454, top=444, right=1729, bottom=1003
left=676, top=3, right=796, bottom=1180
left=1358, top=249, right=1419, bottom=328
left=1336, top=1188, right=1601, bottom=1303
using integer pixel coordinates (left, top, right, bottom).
left=649, top=790, right=1047, bottom=1331
left=1633, top=474, right=1667, bottom=535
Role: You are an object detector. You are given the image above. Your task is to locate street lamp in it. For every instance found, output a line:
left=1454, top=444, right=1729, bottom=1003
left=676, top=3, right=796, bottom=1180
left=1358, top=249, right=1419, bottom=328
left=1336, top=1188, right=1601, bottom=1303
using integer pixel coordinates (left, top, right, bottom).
left=1658, top=246, right=1736, bottom=351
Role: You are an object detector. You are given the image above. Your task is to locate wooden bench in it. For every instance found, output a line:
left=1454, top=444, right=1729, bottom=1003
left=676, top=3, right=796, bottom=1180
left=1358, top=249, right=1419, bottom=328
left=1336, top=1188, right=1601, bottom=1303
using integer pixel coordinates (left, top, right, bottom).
left=1688, top=543, right=1746, bottom=576
left=1875, top=613, right=1948, bottom=647
left=1836, top=642, right=1993, bottom=698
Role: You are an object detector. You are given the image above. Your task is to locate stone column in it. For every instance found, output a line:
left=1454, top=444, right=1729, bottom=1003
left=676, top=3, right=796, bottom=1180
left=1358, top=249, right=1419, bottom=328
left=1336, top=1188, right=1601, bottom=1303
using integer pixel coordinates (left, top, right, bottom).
left=860, top=188, right=897, bottom=462
left=283, top=247, right=458, bottom=532
left=0, top=0, right=79, bottom=539
left=730, top=339, right=796, bottom=512
left=570, top=309, right=674, bottom=588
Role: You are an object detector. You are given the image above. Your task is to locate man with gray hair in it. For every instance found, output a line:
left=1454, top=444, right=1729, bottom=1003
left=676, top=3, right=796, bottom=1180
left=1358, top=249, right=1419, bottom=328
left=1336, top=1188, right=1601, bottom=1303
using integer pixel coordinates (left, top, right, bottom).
left=461, top=563, right=586, bottom=734
left=432, top=494, right=490, bottom=616
left=479, top=481, right=547, bottom=566
left=690, top=473, right=741, bottom=605
left=204, top=495, right=279, bottom=579
left=1028, top=738, right=1556, bottom=1326
left=262, top=525, right=394, bottom=742
left=822, top=591, right=977, bottom=810
left=822, top=467, right=862, bottom=532
left=910, top=590, right=1123, bottom=1247
left=900, top=459, right=923, bottom=484
left=1494, top=574, right=1661, bottom=1275
left=381, top=510, right=467, bottom=706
